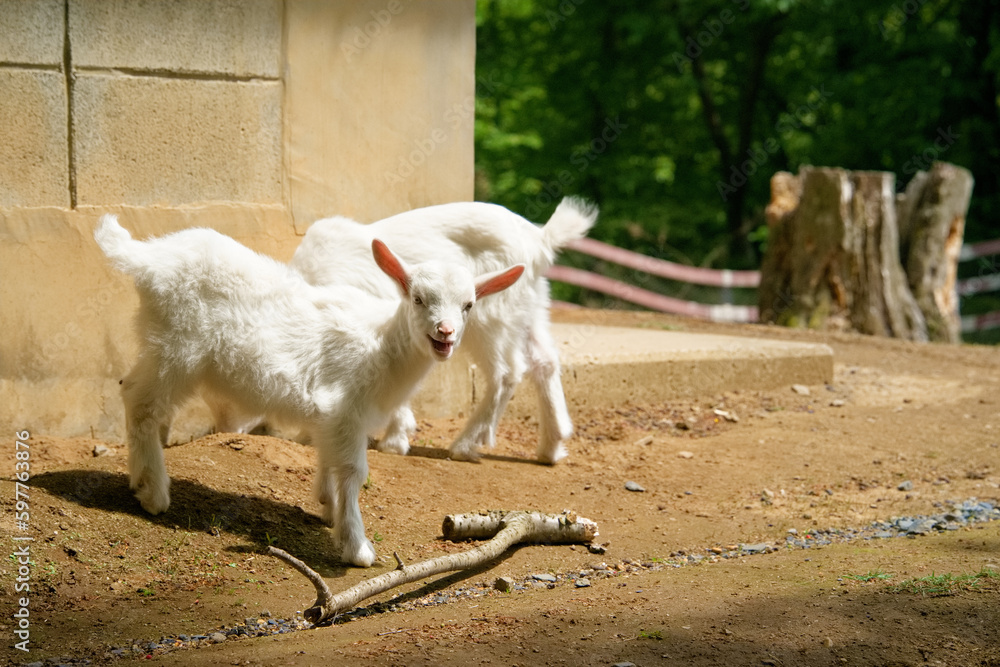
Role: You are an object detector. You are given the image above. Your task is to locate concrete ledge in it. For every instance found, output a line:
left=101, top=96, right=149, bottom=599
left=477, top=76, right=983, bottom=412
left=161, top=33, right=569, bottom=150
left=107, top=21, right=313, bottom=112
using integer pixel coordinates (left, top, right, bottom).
left=554, top=324, right=833, bottom=410
left=411, top=323, right=834, bottom=420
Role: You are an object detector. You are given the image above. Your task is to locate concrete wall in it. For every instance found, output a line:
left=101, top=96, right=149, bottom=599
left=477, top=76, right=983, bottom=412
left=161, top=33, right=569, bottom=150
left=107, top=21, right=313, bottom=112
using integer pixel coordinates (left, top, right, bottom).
left=0, top=0, right=476, bottom=439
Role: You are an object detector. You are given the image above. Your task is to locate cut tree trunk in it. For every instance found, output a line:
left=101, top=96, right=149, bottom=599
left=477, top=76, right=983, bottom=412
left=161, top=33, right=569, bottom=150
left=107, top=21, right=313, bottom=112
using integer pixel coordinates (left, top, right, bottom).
left=759, top=166, right=926, bottom=340
left=268, top=510, right=599, bottom=625
left=897, top=162, right=975, bottom=343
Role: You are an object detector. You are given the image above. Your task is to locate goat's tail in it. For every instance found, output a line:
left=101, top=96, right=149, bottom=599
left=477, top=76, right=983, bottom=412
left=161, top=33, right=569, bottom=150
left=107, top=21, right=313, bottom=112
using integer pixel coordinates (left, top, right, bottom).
left=541, top=196, right=598, bottom=253
left=94, top=214, right=146, bottom=276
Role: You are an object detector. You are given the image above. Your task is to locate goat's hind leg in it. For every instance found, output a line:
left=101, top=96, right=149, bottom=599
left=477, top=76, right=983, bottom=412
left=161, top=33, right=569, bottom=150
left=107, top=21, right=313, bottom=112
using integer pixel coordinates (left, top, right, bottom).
left=121, top=355, right=185, bottom=515
left=527, top=323, right=572, bottom=464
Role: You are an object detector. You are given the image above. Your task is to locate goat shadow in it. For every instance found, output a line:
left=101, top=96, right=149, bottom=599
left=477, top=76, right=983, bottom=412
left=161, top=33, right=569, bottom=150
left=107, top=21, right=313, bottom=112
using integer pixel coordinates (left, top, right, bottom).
left=401, top=444, right=554, bottom=466
left=31, top=468, right=528, bottom=584
left=30, top=468, right=351, bottom=577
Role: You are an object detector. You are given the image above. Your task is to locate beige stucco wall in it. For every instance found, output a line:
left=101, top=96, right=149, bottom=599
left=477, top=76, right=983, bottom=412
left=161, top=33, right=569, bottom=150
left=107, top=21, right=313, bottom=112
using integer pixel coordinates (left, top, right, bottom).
left=0, top=0, right=476, bottom=440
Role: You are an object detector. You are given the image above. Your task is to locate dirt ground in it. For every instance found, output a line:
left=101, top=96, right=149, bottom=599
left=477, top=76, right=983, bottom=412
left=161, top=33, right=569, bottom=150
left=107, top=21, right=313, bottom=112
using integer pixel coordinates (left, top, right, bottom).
left=2, top=310, right=999, bottom=667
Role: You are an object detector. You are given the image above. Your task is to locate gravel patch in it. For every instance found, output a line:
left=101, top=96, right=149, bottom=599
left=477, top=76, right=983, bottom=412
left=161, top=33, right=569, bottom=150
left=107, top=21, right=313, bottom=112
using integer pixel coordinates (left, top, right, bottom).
left=81, top=498, right=998, bottom=662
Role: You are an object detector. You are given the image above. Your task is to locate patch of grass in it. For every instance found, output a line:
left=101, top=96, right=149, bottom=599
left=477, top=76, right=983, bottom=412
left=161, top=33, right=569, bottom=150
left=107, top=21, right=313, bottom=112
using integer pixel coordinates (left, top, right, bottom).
left=845, top=568, right=893, bottom=583
left=137, top=586, right=156, bottom=598
left=638, top=629, right=664, bottom=640
left=372, top=532, right=384, bottom=543
left=890, top=569, right=999, bottom=597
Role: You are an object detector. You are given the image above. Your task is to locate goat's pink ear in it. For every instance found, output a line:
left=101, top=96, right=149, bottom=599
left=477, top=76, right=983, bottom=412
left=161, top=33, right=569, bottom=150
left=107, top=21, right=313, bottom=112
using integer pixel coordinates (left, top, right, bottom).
left=372, top=239, right=410, bottom=295
left=475, top=264, right=524, bottom=300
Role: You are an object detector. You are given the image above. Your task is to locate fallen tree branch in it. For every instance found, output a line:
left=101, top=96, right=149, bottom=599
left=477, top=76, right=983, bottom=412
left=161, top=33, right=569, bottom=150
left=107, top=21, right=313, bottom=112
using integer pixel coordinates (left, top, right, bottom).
left=267, top=510, right=599, bottom=625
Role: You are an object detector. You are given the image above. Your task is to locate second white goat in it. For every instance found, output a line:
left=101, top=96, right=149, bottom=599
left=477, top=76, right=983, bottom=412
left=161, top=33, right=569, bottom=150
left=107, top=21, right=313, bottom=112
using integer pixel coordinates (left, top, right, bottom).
left=289, top=197, right=597, bottom=464
left=95, top=214, right=523, bottom=567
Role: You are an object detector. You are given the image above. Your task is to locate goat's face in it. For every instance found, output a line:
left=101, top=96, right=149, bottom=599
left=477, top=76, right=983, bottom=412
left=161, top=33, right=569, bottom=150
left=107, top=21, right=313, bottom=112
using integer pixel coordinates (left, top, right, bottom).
left=372, top=239, right=524, bottom=361
left=405, top=263, right=476, bottom=360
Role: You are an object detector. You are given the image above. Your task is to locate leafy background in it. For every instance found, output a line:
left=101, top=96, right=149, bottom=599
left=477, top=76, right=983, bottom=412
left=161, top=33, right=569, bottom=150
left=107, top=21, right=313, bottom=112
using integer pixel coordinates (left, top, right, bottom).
left=473, top=0, right=1000, bottom=341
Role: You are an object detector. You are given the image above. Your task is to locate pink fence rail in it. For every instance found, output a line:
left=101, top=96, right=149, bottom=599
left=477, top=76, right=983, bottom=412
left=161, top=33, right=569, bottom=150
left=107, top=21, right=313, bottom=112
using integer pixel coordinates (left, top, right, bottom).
left=546, top=238, right=759, bottom=323
left=548, top=236, right=1000, bottom=332
left=957, top=237, right=1000, bottom=334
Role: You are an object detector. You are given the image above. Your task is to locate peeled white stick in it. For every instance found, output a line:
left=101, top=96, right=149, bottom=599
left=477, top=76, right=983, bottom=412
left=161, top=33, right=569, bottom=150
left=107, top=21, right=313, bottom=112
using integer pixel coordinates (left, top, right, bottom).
left=268, top=510, right=599, bottom=624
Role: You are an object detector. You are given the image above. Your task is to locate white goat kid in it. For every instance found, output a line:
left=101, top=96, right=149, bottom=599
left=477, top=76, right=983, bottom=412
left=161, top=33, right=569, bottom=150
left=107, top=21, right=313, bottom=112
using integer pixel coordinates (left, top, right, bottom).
left=290, top=197, right=597, bottom=464
left=95, top=215, right=522, bottom=567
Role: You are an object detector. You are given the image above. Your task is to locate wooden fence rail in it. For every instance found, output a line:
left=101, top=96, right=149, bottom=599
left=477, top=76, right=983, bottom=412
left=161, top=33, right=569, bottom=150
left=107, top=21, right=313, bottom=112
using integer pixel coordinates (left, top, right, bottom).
left=547, top=238, right=759, bottom=323
left=548, top=236, right=1000, bottom=333
left=957, top=236, right=1000, bottom=333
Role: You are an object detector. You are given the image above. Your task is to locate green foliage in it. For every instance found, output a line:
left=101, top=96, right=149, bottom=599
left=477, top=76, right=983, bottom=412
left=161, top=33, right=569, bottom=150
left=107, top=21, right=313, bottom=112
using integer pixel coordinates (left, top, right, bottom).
left=844, top=569, right=894, bottom=583
left=475, top=0, right=1000, bottom=274
left=889, top=569, right=1000, bottom=597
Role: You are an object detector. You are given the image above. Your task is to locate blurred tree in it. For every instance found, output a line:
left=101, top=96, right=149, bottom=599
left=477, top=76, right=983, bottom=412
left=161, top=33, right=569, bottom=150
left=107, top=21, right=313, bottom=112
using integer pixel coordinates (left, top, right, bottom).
left=474, top=0, right=999, bottom=273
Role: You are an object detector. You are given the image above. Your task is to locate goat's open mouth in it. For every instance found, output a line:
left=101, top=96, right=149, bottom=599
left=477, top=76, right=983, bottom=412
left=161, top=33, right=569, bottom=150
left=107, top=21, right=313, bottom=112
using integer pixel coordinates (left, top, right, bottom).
left=428, top=336, right=454, bottom=359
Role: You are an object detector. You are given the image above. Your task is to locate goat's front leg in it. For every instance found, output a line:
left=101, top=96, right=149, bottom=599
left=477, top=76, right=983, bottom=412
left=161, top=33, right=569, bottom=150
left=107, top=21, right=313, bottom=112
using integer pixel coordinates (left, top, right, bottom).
left=449, top=351, right=525, bottom=462
left=375, top=405, right=416, bottom=455
left=316, top=421, right=376, bottom=567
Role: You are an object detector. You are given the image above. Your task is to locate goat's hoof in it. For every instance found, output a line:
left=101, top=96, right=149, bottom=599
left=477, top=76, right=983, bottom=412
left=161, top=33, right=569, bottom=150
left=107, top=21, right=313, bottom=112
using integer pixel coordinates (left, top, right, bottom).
left=342, top=540, right=376, bottom=568
left=447, top=446, right=481, bottom=463
left=536, top=443, right=568, bottom=465
left=376, top=437, right=410, bottom=456
left=134, top=483, right=170, bottom=515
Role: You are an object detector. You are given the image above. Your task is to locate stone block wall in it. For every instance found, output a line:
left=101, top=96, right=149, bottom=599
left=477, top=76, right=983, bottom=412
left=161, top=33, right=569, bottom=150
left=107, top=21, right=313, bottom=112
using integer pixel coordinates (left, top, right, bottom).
left=1, top=0, right=476, bottom=439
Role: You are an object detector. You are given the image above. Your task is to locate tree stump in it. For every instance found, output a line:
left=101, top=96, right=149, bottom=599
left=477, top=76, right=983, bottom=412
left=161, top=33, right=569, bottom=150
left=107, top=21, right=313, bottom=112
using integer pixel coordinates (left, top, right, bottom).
left=897, top=162, right=974, bottom=343
left=759, top=163, right=973, bottom=342
left=759, top=166, right=925, bottom=339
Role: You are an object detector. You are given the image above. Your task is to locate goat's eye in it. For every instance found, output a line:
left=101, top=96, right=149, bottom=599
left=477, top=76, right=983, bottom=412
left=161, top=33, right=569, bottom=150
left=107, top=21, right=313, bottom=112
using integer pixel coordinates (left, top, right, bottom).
left=413, top=296, right=423, bottom=306
left=463, top=302, right=473, bottom=313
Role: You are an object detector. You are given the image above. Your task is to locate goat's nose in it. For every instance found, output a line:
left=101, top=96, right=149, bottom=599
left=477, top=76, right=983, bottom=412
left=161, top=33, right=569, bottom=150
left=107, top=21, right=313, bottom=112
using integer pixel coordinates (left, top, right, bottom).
left=437, top=322, right=455, bottom=338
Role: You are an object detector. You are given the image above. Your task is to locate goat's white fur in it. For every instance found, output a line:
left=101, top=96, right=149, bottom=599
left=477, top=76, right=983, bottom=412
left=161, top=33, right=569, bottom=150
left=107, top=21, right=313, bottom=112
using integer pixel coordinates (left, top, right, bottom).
left=288, top=197, right=597, bottom=463
left=95, top=214, right=522, bottom=567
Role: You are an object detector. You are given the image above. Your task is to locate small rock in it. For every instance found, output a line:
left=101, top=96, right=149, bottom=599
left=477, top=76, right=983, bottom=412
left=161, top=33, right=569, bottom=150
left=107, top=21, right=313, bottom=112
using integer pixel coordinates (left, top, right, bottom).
left=713, top=408, right=739, bottom=422
left=792, top=384, right=811, bottom=396
left=677, top=451, right=694, bottom=459
left=625, top=480, right=645, bottom=492
left=613, top=663, right=637, bottom=667
left=740, top=543, right=770, bottom=554
left=494, top=576, right=515, bottom=593
left=897, top=480, right=913, bottom=491
left=633, top=435, right=654, bottom=447
left=210, top=632, right=227, bottom=644
left=588, top=543, right=608, bottom=555
left=93, top=443, right=112, bottom=457
left=531, top=573, right=557, bottom=583
left=575, top=578, right=591, bottom=588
